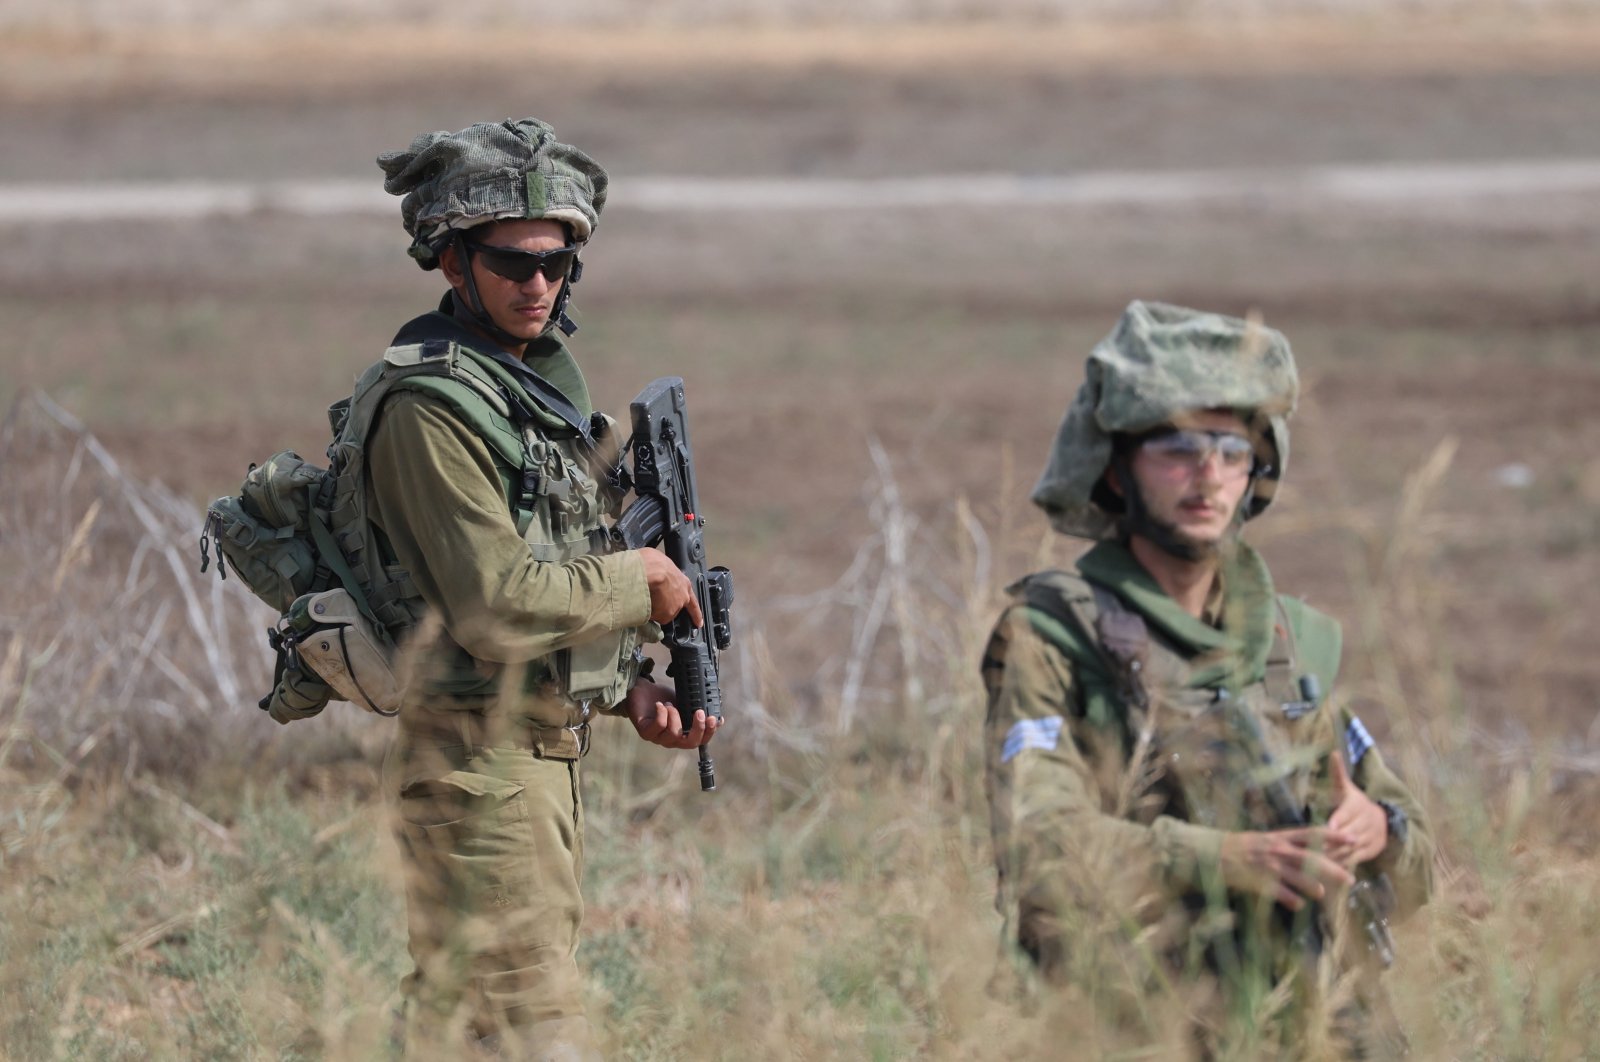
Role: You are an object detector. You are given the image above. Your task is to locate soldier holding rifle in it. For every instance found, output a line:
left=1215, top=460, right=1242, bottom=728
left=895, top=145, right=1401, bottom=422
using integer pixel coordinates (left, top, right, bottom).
left=368, top=118, right=721, bottom=1059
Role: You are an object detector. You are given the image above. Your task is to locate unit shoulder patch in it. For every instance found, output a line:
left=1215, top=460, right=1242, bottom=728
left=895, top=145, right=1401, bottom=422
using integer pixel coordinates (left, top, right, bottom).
left=1002, top=716, right=1065, bottom=764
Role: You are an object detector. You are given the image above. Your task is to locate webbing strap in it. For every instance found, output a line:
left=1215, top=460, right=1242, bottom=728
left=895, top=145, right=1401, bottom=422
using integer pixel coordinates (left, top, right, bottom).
left=477, top=347, right=594, bottom=447
left=368, top=573, right=420, bottom=611
left=1263, top=599, right=1299, bottom=704
left=1083, top=582, right=1155, bottom=725
left=307, top=509, right=384, bottom=635
left=1016, top=576, right=1133, bottom=741
left=390, top=310, right=594, bottom=447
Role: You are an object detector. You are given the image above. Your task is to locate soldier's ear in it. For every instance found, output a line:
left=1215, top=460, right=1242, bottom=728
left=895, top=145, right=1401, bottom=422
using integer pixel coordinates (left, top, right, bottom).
left=1104, top=466, right=1125, bottom=498
left=439, top=243, right=464, bottom=283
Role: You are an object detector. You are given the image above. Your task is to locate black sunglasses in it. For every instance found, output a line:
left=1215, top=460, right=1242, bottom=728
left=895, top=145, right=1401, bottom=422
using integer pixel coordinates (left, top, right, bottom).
left=464, top=239, right=580, bottom=284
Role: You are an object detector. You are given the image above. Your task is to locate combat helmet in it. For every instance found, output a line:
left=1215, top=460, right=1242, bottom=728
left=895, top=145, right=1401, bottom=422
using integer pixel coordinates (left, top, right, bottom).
left=377, top=117, right=609, bottom=338
left=1031, top=300, right=1299, bottom=549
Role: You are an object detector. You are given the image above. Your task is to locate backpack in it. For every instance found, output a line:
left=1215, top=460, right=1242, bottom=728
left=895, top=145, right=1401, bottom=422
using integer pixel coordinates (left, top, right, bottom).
left=201, top=315, right=620, bottom=725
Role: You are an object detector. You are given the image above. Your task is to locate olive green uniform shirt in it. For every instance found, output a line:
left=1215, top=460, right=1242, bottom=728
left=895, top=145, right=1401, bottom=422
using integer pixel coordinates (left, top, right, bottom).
left=367, top=334, right=648, bottom=1057
left=983, top=541, right=1433, bottom=1047
left=366, top=391, right=651, bottom=675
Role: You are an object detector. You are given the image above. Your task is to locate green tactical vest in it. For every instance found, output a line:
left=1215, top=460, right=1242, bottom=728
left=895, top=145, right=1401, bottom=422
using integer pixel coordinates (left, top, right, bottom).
left=324, top=322, right=641, bottom=716
left=1010, top=564, right=1344, bottom=834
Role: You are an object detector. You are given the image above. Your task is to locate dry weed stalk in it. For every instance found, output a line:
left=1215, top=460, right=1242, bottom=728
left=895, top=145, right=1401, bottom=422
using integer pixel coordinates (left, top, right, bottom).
left=7, top=398, right=1599, bottom=1056
left=0, top=390, right=377, bottom=781
left=767, top=438, right=1003, bottom=742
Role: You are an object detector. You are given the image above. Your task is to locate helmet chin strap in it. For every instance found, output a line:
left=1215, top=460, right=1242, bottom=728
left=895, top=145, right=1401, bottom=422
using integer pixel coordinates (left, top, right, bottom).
left=448, top=231, right=586, bottom=349
left=450, top=232, right=533, bottom=351
left=552, top=256, right=583, bottom=337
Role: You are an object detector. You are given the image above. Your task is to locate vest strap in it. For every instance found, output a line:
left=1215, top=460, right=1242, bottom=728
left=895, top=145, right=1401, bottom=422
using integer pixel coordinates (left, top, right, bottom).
left=308, top=507, right=384, bottom=635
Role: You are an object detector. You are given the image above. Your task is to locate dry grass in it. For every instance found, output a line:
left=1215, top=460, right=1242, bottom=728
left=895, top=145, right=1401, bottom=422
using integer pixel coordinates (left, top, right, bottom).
left=3, top=402, right=1599, bottom=1059
left=2, top=21, right=1598, bottom=1056
left=0, top=392, right=385, bottom=781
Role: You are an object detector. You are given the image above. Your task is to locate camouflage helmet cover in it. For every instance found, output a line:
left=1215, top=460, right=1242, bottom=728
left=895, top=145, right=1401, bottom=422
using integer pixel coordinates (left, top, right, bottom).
left=377, top=118, right=609, bottom=269
left=1031, top=300, right=1299, bottom=540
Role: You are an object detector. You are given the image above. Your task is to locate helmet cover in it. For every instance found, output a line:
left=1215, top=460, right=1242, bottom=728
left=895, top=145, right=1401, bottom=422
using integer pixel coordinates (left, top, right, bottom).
left=1032, top=300, right=1299, bottom=540
left=377, top=117, right=608, bottom=270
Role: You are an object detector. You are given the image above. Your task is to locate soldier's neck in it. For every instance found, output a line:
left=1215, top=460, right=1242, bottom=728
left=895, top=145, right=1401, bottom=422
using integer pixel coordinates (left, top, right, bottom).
left=467, top=322, right=527, bottom=361
left=1127, top=535, right=1220, bottom=619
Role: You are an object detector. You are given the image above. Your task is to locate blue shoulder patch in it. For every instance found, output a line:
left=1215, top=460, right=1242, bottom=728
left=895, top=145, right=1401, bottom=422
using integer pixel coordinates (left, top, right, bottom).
left=1002, top=717, right=1064, bottom=764
left=1345, top=715, right=1375, bottom=767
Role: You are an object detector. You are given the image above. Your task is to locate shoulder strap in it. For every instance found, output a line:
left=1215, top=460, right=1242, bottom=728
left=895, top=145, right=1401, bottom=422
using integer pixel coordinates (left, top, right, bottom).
left=306, top=507, right=384, bottom=634
left=389, top=311, right=594, bottom=444
left=1010, top=571, right=1105, bottom=674
left=1011, top=571, right=1152, bottom=738
left=1264, top=597, right=1299, bottom=705
left=1086, top=582, right=1153, bottom=716
left=1274, top=594, right=1343, bottom=695
left=1012, top=571, right=1151, bottom=690
left=314, top=334, right=535, bottom=639
left=1017, top=572, right=1166, bottom=809
left=385, top=371, right=527, bottom=471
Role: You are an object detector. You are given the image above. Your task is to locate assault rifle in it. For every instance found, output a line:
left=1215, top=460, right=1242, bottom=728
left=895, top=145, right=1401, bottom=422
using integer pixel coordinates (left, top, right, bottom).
left=605, top=376, right=733, bottom=792
left=1222, top=680, right=1397, bottom=968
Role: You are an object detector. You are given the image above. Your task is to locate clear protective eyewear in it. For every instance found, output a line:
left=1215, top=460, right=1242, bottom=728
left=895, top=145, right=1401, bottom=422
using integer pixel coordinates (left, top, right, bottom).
left=1138, top=428, right=1257, bottom=474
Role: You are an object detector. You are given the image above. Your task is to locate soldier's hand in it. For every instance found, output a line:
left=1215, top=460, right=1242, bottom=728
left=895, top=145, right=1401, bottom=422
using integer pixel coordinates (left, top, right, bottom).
left=1218, top=827, right=1356, bottom=911
left=624, top=680, right=721, bottom=749
left=1326, top=752, right=1389, bottom=867
left=638, top=547, right=705, bottom=627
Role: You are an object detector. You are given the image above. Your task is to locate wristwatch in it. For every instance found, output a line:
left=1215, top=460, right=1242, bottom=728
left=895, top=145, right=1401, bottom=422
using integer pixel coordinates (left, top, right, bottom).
left=1377, top=800, right=1409, bottom=845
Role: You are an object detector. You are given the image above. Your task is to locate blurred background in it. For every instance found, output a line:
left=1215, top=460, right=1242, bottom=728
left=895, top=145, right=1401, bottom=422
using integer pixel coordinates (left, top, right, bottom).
left=3, top=3, right=1599, bottom=1057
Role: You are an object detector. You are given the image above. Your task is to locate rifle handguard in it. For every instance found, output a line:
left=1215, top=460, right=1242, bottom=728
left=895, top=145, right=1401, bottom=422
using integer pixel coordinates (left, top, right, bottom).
left=623, top=377, right=732, bottom=794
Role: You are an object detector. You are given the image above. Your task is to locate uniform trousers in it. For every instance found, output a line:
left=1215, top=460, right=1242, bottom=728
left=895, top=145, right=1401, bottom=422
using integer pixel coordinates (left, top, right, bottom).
left=385, top=707, right=601, bottom=1061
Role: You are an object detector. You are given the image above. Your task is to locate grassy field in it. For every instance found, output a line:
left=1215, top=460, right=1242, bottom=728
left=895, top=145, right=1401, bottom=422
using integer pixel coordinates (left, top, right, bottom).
left=5, top=15, right=1600, bottom=1060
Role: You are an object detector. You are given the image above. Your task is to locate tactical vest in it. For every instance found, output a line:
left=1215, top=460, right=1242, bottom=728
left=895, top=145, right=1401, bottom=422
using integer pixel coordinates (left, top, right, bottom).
left=1012, top=570, right=1342, bottom=833
left=325, top=332, right=641, bottom=717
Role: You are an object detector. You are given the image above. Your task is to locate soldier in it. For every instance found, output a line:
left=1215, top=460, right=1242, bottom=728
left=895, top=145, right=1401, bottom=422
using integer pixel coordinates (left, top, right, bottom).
left=982, top=301, right=1432, bottom=1055
left=367, top=119, right=718, bottom=1059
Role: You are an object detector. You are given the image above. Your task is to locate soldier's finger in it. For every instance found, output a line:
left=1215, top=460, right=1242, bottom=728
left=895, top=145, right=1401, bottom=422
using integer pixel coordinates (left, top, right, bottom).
left=1289, top=825, right=1353, bottom=851
left=681, top=709, right=707, bottom=745
left=1280, top=865, right=1329, bottom=903
left=658, top=703, right=690, bottom=743
left=634, top=714, right=665, bottom=740
left=1278, top=826, right=1326, bottom=844
left=1301, top=850, right=1356, bottom=889
left=1274, top=828, right=1324, bottom=856
left=640, top=703, right=678, bottom=738
left=657, top=702, right=684, bottom=738
left=1322, top=835, right=1358, bottom=863
left=1327, top=796, right=1374, bottom=830
left=684, top=582, right=705, bottom=628
left=1274, top=883, right=1307, bottom=911
left=1321, top=826, right=1359, bottom=852
left=1328, top=749, right=1354, bottom=795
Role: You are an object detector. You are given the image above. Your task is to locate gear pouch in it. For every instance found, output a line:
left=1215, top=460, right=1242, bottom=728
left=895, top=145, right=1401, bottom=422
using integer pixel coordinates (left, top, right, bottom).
left=287, top=588, right=402, bottom=715
left=553, top=626, right=643, bottom=711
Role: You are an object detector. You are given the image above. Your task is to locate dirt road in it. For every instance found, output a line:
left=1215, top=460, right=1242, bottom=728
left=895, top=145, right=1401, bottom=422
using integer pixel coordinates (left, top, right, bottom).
left=8, top=159, right=1600, bottom=222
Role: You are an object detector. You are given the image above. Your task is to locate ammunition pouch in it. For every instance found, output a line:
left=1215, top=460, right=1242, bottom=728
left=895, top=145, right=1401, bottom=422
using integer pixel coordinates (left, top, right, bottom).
left=283, top=589, right=403, bottom=716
